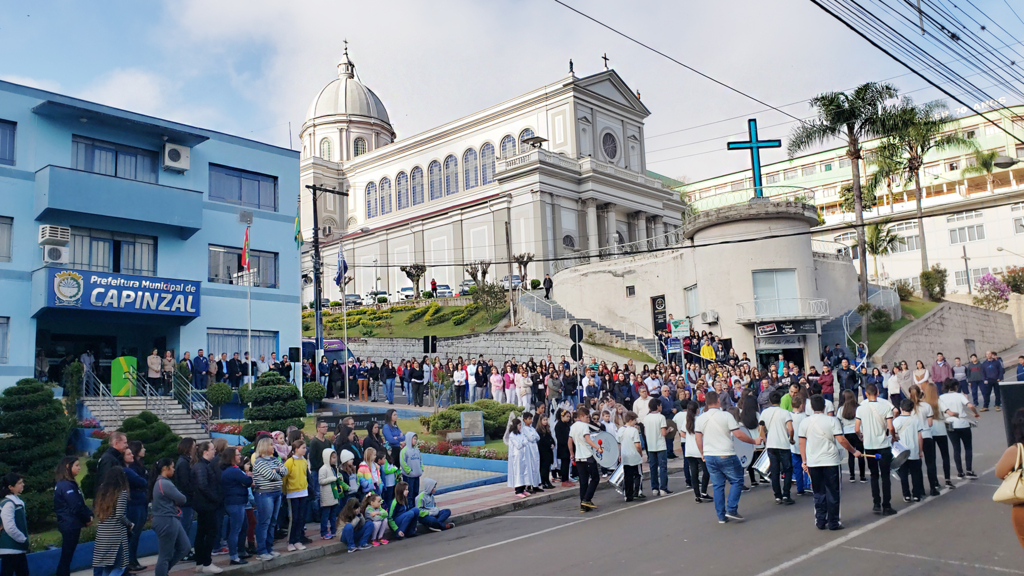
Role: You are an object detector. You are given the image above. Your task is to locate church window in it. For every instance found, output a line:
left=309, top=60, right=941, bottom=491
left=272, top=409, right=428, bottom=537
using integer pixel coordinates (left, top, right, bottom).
left=480, top=143, right=496, bottom=184
left=396, top=172, right=410, bottom=210
left=629, top=143, right=639, bottom=169
left=353, top=137, right=367, bottom=157
left=428, top=161, right=443, bottom=200
left=463, top=148, right=479, bottom=190
left=319, top=138, right=332, bottom=161
left=602, top=132, right=618, bottom=160
left=365, top=182, right=378, bottom=219
left=500, top=135, right=517, bottom=159
left=444, top=155, right=459, bottom=196
left=411, top=167, right=425, bottom=205
left=379, top=177, right=392, bottom=215
left=519, top=128, right=535, bottom=150
left=562, top=235, right=576, bottom=249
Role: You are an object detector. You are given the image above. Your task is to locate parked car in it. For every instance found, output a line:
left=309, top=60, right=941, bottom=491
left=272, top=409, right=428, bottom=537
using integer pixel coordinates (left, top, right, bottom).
left=399, top=286, right=416, bottom=300
left=434, top=284, right=454, bottom=298
left=499, top=274, right=522, bottom=290
left=458, top=279, right=475, bottom=296
left=362, top=290, right=390, bottom=305
left=344, top=294, right=362, bottom=307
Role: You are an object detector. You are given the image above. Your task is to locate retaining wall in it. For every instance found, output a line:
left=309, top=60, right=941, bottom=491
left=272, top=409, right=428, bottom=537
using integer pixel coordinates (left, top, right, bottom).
left=872, top=300, right=1016, bottom=367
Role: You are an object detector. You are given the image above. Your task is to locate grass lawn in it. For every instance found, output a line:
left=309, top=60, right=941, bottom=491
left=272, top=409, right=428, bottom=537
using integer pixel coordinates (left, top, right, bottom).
left=586, top=342, right=657, bottom=363
left=302, top=307, right=504, bottom=339
left=301, top=415, right=508, bottom=457
left=852, top=296, right=939, bottom=354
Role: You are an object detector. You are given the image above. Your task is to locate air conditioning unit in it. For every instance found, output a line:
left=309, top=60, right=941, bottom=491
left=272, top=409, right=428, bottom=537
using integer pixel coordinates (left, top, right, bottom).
left=38, top=225, right=71, bottom=246
left=700, top=310, right=719, bottom=324
left=993, top=267, right=1004, bottom=274
left=321, top=225, right=333, bottom=238
left=42, top=245, right=69, bottom=265
left=162, top=143, right=191, bottom=172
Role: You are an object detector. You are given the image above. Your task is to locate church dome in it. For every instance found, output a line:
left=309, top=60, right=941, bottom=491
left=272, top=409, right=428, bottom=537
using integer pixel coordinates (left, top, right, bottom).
left=305, top=47, right=391, bottom=126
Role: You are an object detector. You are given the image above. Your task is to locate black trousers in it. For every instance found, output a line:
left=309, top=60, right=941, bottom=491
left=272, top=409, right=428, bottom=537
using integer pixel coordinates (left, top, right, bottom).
left=56, top=529, right=80, bottom=576
left=948, top=427, right=973, bottom=474
left=412, top=382, right=424, bottom=406
left=933, top=434, right=951, bottom=481
left=0, top=554, right=28, bottom=576
left=540, top=454, right=554, bottom=486
left=544, top=287, right=551, bottom=298
left=844, top=433, right=866, bottom=480
left=898, top=458, right=924, bottom=498
left=686, top=456, right=709, bottom=495
left=624, top=464, right=642, bottom=500
left=922, top=437, right=939, bottom=490
left=768, top=448, right=793, bottom=499
left=558, top=452, right=571, bottom=481
left=194, top=509, right=219, bottom=567
left=576, top=457, right=599, bottom=503
left=808, top=465, right=842, bottom=529
left=866, top=447, right=893, bottom=509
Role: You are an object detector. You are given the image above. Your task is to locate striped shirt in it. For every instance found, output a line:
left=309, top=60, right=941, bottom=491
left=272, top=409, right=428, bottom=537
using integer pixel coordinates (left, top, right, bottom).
left=252, top=456, right=286, bottom=493
left=92, top=491, right=129, bottom=568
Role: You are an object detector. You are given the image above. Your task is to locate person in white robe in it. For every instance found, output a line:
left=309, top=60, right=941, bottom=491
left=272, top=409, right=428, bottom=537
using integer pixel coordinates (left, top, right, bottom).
left=522, top=413, right=542, bottom=491
left=504, top=413, right=531, bottom=497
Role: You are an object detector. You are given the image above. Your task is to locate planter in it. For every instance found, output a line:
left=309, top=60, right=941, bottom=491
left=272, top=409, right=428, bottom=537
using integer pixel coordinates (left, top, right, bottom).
left=210, top=432, right=248, bottom=446
left=28, top=526, right=166, bottom=576
left=71, top=428, right=103, bottom=455
left=421, top=453, right=507, bottom=473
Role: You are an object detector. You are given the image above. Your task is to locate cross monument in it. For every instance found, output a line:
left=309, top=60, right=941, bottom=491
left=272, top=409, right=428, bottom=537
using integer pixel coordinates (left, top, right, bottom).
left=727, top=118, right=781, bottom=198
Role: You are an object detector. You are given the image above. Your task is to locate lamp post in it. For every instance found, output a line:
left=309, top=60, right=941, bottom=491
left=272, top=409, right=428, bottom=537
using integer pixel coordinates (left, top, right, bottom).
left=997, top=246, right=1024, bottom=259
left=994, top=156, right=1021, bottom=169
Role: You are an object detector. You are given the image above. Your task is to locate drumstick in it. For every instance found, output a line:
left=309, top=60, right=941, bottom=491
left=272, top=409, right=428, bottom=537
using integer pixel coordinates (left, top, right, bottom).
left=857, top=453, right=882, bottom=459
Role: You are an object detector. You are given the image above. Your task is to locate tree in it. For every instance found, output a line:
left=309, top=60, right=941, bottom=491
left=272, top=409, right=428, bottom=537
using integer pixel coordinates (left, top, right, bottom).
left=961, top=149, right=1001, bottom=193
left=1001, top=266, right=1024, bottom=294
left=473, top=281, right=507, bottom=321
left=864, top=145, right=907, bottom=213
left=478, top=260, right=491, bottom=285
left=880, top=98, right=977, bottom=298
left=512, top=253, right=535, bottom=288
left=0, top=378, right=74, bottom=529
left=400, top=264, right=427, bottom=298
left=205, top=381, right=233, bottom=419
left=239, top=371, right=306, bottom=440
left=864, top=219, right=902, bottom=283
left=839, top=183, right=876, bottom=213
left=788, top=82, right=899, bottom=351
left=973, top=273, right=1010, bottom=310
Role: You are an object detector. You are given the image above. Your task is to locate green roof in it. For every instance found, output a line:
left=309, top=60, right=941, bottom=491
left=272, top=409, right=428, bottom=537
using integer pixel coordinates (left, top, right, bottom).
left=646, top=170, right=686, bottom=188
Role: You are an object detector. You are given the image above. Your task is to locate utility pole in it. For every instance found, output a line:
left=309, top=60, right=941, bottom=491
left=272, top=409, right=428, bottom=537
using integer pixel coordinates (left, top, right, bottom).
left=505, top=220, right=515, bottom=325
left=304, top=183, right=349, bottom=367
left=962, top=245, right=972, bottom=295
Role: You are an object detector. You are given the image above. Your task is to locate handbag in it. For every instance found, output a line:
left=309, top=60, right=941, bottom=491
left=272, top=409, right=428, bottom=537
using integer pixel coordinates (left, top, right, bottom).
left=992, top=443, right=1024, bottom=505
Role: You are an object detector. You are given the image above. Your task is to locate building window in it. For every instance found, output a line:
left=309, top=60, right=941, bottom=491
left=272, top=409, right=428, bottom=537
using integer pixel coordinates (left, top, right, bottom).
left=947, top=160, right=960, bottom=172
left=1012, top=202, right=1024, bottom=212
left=411, top=167, right=425, bottom=205
left=379, top=177, right=392, bottom=215
left=839, top=158, right=851, bottom=168
left=365, top=182, right=378, bottom=219
left=898, top=276, right=921, bottom=291
left=396, top=172, right=409, bottom=210
left=72, top=136, right=157, bottom=183
left=822, top=162, right=833, bottom=172
left=0, top=317, right=7, bottom=364
left=965, top=128, right=977, bottom=139
left=480, top=143, right=496, bottom=184
left=601, top=132, right=618, bottom=160
left=730, top=180, right=746, bottom=191
left=0, top=216, right=10, bottom=262
left=209, top=164, right=278, bottom=212
left=684, top=284, right=699, bottom=318
left=626, top=285, right=636, bottom=298
left=834, top=231, right=857, bottom=243
left=208, top=245, right=278, bottom=288
left=949, top=224, right=985, bottom=244
left=947, top=209, right=983, bottom=222
left=353, top=137, right=367, bottom=157
left=1014, top=217, right=1024, bottom=235
left=752, top=269, right=798, bottom=316
left=764, top=172, right=780, bottom=184
left=986, top=123, right=1001, bottom=136
left=0, top=120, right=14, bottom=166
left=519, top=128, right=535, bottom=150
left=500, top=135, right=517, bottom=159
left=955, top=268, right=990, bottom=287
left=801, top=165, right=816, bottom=177
left=70, top=227, right=156, bottom=276
left=443, top=155, right=459, bottom=196
left=1016, top=144, right=1024, bottom=159
left=964, top=156, right=977, bottom=168
left=428, top=161, right=443, bottom=200
left=463, top=148, right=479, bottom=190
left=207, top=328, right=278, bottom=361
left=784, top=169, right=799, bottom=180
left=892, top=221, right=918, bottom=232
left=822, top=186, right=838, bottom=197
left=562, top=234, right=575, bottom=249
left=319, top=138, right=332, bottom=161
left=892, top=235, right=920, bottom=252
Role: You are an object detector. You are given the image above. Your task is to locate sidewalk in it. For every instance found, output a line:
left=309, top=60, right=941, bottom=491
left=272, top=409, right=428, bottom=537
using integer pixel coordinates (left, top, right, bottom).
left=72, top=456, right=687, bottom=576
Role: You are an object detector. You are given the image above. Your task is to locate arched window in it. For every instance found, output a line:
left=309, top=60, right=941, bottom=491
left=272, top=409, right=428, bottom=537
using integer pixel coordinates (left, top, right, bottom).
left=353, top=137, right=367, bottom=157
left=463, top=148, right=479, bottom=190
left=411, top=167, right=425, bottom=205
left=562, top=235, right=576, bottom=249
left=396, top=172, right=409, bottom=210
left=519, top=128, right=535, bottom=150
left=365, top=182, right=378, bottom=219
left=428, top=161, right=443, bottom=200
left=480, top=143, right=496, bottom=184
left=319, top=138, right=332, bottom=161
left=615, top=231, right=625, bottom=245
left=379, top=177, right=392, bottom=215
left=444, top=155, right=459, bottom=196
left=500, top=135, right=517, bottom=159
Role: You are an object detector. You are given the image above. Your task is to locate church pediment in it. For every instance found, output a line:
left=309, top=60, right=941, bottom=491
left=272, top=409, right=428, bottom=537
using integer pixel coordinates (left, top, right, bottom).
left=575, top=70, right=650, bottom=116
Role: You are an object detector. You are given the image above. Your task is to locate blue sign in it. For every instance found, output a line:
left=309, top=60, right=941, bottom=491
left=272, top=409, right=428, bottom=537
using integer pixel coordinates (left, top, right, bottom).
left=46, top=268, right=201, bottom=317
left=667, top=337, right=681, bottom=354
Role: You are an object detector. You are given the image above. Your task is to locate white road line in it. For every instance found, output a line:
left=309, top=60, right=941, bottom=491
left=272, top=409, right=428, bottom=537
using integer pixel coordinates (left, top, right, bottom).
left=375, top=492, right=683, bottom=576
left=500, top=515, right=576, bottom=519
left=843, top=546, right=1024, bottom=574
left=751, top=466, right=996, bottom=576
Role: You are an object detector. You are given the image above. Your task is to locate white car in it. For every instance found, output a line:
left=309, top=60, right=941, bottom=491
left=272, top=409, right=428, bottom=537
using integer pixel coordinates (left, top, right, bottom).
left=434, top=284, right=454, bottom=297
left=399, top=287, right=416, bottom=300
left=499, top=274, right=522, bottom=290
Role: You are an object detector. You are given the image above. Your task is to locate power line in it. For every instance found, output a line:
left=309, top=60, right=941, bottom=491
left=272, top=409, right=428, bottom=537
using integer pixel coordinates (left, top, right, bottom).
left=1004, top=0, right=1024, bottom=29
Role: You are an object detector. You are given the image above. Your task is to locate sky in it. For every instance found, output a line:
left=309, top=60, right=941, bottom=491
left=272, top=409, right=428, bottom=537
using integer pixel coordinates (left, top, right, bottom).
left=3, top=0, right=1024, bottom=183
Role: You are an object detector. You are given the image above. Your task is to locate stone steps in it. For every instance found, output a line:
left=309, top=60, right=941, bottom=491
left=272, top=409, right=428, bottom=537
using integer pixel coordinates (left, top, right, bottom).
left=83, top=397, right=210, bottom=442
left=519, top=293, right=661, bottom=359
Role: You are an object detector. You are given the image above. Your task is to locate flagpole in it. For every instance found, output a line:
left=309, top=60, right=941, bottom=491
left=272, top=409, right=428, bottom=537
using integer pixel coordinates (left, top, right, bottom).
left=245, top=226, right=252, bottom=391
left=342, top=235, right=349, bottom=416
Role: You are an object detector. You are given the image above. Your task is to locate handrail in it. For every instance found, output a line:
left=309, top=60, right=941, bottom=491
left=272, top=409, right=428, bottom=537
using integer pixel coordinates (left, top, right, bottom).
left=735, top=298, right=830, bottom=322
left=171, top=370, right=212, bottom=429
left=82, top=371, right=124, bottom=424
left=127, top=367, right=170, bottom=421
left=552, top=226, right=685, bottom=275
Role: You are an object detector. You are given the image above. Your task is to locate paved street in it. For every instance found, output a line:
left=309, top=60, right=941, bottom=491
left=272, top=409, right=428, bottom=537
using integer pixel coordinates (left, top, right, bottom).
left=264, top=410, right=1021, bottom=576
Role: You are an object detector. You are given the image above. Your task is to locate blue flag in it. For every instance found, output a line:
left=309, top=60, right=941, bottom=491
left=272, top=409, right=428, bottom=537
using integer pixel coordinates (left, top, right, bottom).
left=335, top=249, right=347, bottom=288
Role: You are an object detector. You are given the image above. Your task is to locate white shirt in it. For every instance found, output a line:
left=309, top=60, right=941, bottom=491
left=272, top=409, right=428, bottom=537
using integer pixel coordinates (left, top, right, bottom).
left=569, top=421, right=594, bottom=460
left=580, top=376, right=595, bottom=397
left=939, top=392, right=970, bottom=429
left=805, top=398, right=835, bottom=416
left=644, top=377, right=661, bottom=395
left=790, top=412, right=808, bottom=454
left=676, top=413, right=700, bottom=457
left=695, top=408, right=740, bottom=457
left=453, top=369, right=467, bottom=386
left=759, top=406, right=793, bottom=450
left=634, top=397, right=651, bottom=421
left=893, top=414, right=922, bottom=460
left=856, top=399, right=896, bottom=450
left=838, top=413, right=856, bottom=435
left=887, top=373, right=901, bottom=396
left=913, top=402, right=933, bottom=439
left=799, top=413, right=844, bottom=467
left=928, top=402, right=948, bottom=437
left=618, top=425, right=643, bottom=466
left=642, top=412, right=668, bottom=452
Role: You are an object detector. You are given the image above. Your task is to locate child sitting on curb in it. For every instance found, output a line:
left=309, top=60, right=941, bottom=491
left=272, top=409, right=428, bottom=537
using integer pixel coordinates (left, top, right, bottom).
left=414, top=478, right=455, bottom=532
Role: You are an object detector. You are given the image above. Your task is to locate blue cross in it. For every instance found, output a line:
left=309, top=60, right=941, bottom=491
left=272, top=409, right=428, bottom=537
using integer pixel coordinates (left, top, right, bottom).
left=727, top=118, right=781, bottom=198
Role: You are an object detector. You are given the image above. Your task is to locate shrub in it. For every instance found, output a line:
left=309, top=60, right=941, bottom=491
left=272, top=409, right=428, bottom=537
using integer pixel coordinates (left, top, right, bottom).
left=425, top=308, right=460, bottom=326
left=421, top=399, right=522, bottom=439
left=892, top=279, right=914, bottom=301
left=241, top=371, right=306, bottom=440
left=530, top=279, right=541, bottom=290
left=422, top=290, right=434, bottom=299
left=919, top=264, right=948, bottom=301
left=451, top=303, right=482, bottom=325
left=302, top=310, right=315, bottom=319
left=868, top=308, right=892, bottom=332
left=407, top=302, right=438, bottom=324
left=303, top=382, right=327, bottom=405
left=1002, top=266, right=1024, bottom=295
left=423, top=304, right=443, bottom=324
left=973, top=273, right=1010, bottom=311
left=206, top=381, right=234, bottom=418
left=389, top=304, right=416, bottom=312
left=467, top=285, right=477, bottom=295
left=377, top=296, right=388, bottom=303
left=855, top=302, right=873, bottom=316
left=62, top=361, right=83, bottom=405
left=347, top=308, right=370, bottom=317
left=329, top=300, right=342, bottom=307
left=82, top=411, right=180, bottom=498
left=302, top=319, right=312, bottom=332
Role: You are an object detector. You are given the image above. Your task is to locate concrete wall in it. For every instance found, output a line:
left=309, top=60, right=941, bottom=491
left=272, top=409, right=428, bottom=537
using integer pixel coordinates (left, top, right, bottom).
left=872, top=301, right=1016, bottom=367
left=945, top=293, right=1024, bottom=338
left=814, top=255, right=861, bottom=315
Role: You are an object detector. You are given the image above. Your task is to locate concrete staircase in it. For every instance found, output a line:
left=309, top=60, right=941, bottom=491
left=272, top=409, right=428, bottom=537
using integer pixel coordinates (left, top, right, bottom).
left=84, top=396, right=210, bottom=442
left=519, top=293, right=661, bottom=359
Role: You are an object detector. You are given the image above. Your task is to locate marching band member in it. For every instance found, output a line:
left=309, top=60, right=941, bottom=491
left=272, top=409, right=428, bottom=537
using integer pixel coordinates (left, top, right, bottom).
left=799, top=394, right=861, bottom=531
left=695, top=391, right=764, bottom=523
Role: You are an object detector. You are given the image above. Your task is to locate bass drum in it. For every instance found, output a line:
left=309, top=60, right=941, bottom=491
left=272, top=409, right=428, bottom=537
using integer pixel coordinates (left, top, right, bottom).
left=734, top=426, right=756, bottom=468
left=591, top=431, right=620, bottom=469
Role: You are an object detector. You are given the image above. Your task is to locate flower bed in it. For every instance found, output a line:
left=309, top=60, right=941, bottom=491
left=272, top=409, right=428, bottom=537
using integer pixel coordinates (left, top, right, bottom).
left=419, top=440, right=504, bottom=460
left=78, top=418, right=100, bottom=428
left=90, top=429, right=110, bottom=439
left=209, top=422, right=243, bottom=434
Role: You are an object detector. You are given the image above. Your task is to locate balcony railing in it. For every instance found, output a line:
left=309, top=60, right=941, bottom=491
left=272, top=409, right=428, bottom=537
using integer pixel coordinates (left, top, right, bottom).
left=682, top=185, right=816, bottom=226
left=496, top=148, right=665, bottom=189
left=735, top=297, right=830, bottom=324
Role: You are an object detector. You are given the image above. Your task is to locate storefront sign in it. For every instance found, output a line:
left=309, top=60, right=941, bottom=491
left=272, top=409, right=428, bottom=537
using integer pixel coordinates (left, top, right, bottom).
left=756, top=335, right=804, bottom=349
left=755, top=320, right=816, bottom=337
left=47, top=268, right=201, bottom=317
left=651, top=295, right=667, bottom=333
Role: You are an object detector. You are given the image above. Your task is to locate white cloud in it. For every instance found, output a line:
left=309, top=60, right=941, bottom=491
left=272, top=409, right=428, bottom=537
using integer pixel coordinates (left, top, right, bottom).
left=77, top=69, right=173, bottom=117
left=0, top=75, right=61, bottom=93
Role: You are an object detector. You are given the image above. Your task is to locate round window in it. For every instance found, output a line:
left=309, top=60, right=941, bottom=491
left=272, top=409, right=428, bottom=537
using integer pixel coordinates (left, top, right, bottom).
left=602, top=132, right=618, bottom=160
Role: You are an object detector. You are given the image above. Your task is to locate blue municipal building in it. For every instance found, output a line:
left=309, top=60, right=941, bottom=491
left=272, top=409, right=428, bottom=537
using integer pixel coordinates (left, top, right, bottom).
left=0, top=80, right=301, bottom=390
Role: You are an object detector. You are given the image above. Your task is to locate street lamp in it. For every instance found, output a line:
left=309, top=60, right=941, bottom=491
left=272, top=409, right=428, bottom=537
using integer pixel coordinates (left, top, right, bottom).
left=997, top=246, right=1024, bottom=259
left=994, top=156, right=1021, bottom=169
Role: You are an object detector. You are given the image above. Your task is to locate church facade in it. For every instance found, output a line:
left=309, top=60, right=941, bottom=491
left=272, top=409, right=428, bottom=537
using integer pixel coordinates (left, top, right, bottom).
left=299, top=48, right=685, bottom=302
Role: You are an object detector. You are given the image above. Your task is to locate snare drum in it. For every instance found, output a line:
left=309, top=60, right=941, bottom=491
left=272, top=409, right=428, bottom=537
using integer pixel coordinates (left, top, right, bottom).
left=753, top=449, right=771, bottom=479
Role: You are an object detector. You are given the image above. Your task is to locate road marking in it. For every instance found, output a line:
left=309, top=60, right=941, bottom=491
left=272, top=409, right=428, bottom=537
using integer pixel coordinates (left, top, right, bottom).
left=376, top=492, right=683, bottom=576
left=501, top=515, right=576, bottom=519
left=843, top=546, right=1024, bottom=574
left=751, top=466, right=996, bottom=576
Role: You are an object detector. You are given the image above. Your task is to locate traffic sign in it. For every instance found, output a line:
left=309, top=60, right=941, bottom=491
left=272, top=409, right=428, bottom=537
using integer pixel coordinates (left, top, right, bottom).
left=570, top=343, right=584, bottom=362
left=569, top=323, right=584, bottom=344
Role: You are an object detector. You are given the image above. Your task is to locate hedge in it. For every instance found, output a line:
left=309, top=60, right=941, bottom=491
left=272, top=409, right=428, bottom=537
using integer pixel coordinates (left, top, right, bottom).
left=451, top=303, right=482, bottom=325
left=241, top=371, right=306, bottom=440
left=420, top=399, right=522, bottom=439
left=425, top=308, right=460, bottom=326
left=389, top=304, right=416, bottom=312
left=303, top=382, right=327, bottom=405
left=81, top=411, right=180, bottom=498
left=406, top=302, right=438, bottom=324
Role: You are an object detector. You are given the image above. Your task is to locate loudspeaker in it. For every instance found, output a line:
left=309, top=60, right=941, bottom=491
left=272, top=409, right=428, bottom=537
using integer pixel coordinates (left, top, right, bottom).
left=423, top=335, right=437, bottom=354
left=288, top=347, right=301, bottom=362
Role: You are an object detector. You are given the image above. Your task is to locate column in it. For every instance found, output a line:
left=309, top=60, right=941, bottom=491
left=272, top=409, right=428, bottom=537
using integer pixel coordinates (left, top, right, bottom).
left=606, top=204, right=617, bottom=249
left=585, top=199, right=599, bottom=253
left=653, top=215, right=666, bottom=247
left=635, top=211, right=648, bottom=248
left=549, top=194, right=562, bottom=259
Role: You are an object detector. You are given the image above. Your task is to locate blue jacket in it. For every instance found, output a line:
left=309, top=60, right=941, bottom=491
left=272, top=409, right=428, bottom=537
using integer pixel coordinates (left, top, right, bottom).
left=982, top=358, right=1003, bottom=380
left=383, top=423, right=403, bottom=448
left=125, top=465, right=148, bottom=508
left=1017, top=363, right=1024, bottom=382
left=53, top=479, right=92, bottom=532
left=614, top=382, right=635, bottom=405
left=220, top=465, right=254, bottom=506
left=658, top=395, right=675, bottom=417
left=193, top=355, right=209, bottom=375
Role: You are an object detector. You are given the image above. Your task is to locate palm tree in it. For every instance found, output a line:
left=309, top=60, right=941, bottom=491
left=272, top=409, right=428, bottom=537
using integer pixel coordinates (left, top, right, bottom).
left=881, top=99, right=977, bottom=298
left=865, top=146, right=907, bottom=213
left=788, top=82, right=898, bottom=350
left=864, top=219, right=901, bottom=283
left=961, top=149, right=1001, bottom=193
